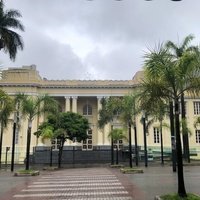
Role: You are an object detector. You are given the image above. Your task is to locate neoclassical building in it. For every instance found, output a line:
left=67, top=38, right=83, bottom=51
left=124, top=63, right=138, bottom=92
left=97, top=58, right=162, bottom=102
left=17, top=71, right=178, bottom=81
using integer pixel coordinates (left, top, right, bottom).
left=0, top=65, right=200, bottom=163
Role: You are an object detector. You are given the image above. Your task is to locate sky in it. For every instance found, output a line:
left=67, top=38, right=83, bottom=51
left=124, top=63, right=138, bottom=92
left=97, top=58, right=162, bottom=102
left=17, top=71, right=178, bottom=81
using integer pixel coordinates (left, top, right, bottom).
left=1, top=0, right=200, bottom=80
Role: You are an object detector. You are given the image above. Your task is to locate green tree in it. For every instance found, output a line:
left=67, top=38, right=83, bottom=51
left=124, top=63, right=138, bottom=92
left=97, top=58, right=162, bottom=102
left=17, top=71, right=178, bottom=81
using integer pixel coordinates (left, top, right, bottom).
left=17, top=94, right=58, bottom=170
left=98, top=97, right=122, bottom=165
left=143, top=44, right=200, bottom=197
left=166, top=34, right=198, bottom=162
left=98, top=95, right=139, bottom=167
left=194, top=117, right=200, bottom=129
left=0, top=89, right=14, bottom=168
left=108, top=128, right=126, bottom=165
left=0, top=0, right=24, bottom=60
left=40, top=112, right=89, bottom=168
left=139, top=88, right=169, bottom=165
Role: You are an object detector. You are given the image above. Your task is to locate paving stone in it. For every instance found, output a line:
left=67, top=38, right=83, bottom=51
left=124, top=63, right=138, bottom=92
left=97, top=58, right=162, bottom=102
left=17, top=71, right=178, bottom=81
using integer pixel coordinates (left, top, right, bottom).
left=12, top=168, right=134, bottom=200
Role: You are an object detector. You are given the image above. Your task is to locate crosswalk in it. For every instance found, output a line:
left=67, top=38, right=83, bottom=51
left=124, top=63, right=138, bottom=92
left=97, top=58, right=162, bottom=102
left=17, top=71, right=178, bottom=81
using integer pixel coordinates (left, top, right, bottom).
left=13, top=168, right=133, bottom=199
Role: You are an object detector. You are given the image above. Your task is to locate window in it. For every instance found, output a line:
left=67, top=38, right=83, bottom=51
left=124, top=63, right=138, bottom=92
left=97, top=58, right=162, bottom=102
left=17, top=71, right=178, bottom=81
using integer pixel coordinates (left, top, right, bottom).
left=82, top=129, right=93, bottom=150
left=196, top=130, right=200, bottom=143
left=51, top=138, right=61, bottom=150
left=179, top=101, right=187, bottom=115
left=83, top=104, right=92, bottom=115
left=114, top=139, right=123, bottom=150
left=153, top=127, right=160, bottom=143
left=194, top=102, right=200, bottom=115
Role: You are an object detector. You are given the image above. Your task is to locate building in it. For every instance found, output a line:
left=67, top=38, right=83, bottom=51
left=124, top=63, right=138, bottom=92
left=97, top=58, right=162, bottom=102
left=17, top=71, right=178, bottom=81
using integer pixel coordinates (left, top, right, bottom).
left=0, top=65, right=200, bottom=164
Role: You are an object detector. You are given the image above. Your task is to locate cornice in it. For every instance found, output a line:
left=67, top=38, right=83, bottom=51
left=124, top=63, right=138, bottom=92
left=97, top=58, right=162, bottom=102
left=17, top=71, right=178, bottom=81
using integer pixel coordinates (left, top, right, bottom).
left=0, top=79, right=139, bottom=89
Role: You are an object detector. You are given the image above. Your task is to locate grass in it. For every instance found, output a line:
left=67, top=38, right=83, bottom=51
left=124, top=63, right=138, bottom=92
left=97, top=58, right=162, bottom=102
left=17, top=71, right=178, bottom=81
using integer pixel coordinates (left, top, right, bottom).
left=14, top=169, right=40, bottom=176
left=160, top=193, right=200, bottom=200
left=120, top=167, right=143, bottom=174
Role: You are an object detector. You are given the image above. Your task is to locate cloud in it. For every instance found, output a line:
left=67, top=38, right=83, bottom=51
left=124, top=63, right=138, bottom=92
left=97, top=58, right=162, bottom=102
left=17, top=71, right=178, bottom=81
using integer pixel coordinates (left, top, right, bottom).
left=2, top=0, right=200, bottom=80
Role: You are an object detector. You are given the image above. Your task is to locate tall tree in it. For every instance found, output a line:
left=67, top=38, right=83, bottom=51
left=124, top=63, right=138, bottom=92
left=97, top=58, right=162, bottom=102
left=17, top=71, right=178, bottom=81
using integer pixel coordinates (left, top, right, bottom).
left=39, top=112, right=89, bottom=168
left=98, top=97, right=122, bottom=165
left=0, top=89, right=13, bottom=168
left=140, top=91, right=168, bottom=165
left=0, top=0, right=24, bottom=60
left=98, top=95, right=139, bottom=167
left=108, top=128, right=126, bottom=165
left=166, top=34, right=198, bottom=162
left=143, top=44, right=200, bottom=197
left=17, top=94, right=58, bottom=170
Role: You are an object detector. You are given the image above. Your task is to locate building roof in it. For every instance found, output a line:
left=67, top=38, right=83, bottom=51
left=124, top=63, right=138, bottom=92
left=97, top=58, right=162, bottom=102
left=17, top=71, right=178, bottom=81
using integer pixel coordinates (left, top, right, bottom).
left=0, top=65, right=143, bottom=89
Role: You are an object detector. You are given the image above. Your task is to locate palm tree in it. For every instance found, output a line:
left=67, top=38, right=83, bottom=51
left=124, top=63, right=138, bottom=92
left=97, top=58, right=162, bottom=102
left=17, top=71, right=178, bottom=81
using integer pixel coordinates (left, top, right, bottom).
left=108, top=128, right=126, bottom=165
left=194, top=117, right=200, bottom=129
left=17, top=94, right=58, bottom=170
left=0, top=89, right=14, bottom=168
left=0, top=0, right=24, bottom=60
left=120, top=94, right=139, bottom=167
left=143, top=44, right=200, bottom=197
left=139, top=92, right=168, bottom=165
left=166, top=34, right=198, bottom=162
left=98, top=95, right=139, bottom=168
left=98, top=97, right=122, bottom=165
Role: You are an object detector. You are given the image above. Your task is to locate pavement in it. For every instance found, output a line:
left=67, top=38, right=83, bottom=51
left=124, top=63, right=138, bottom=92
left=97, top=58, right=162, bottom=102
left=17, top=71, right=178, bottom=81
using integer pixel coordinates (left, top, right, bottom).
left=0, top=164, right=199, bottom=200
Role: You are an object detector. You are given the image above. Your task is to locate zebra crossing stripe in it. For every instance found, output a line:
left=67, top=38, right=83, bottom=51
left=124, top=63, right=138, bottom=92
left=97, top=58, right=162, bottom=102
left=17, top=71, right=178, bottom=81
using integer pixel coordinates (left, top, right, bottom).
left=14, top=191, right=129, bottom=198
left=41, top=175, right=116, bottom=178
left=28, top=182, right=122, bottom=187
left=33, top=179, right=119, bottom=184
left=22, top=186, right=125, bottom=192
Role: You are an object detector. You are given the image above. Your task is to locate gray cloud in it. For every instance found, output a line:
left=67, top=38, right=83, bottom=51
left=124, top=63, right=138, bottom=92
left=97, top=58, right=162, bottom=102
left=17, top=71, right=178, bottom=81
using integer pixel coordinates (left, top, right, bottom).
left=1, top=0, right=200, bottom=80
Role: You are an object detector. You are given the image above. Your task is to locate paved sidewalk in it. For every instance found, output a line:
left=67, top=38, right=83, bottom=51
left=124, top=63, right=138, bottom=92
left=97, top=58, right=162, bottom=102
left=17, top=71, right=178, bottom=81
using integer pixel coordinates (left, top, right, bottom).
left=0, top=167, right=141, bottom=200
left=125, top=165, right=200, bottom=200
left=1, top=165, right=199, bottom=200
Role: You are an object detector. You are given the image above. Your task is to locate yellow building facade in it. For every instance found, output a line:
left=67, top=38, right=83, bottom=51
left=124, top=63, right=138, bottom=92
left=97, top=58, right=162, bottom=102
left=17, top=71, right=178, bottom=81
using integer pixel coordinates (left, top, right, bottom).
left=0, top=65, right=200, bottom=163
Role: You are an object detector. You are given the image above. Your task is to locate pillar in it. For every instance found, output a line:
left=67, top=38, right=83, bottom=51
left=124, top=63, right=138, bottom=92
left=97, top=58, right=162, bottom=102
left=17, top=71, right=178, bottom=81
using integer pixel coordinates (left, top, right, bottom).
left=65, top=96, right=71, bottom=112
left=96, top=96, right=104, bottom=145
left=72, top=96, right=78, bottom=113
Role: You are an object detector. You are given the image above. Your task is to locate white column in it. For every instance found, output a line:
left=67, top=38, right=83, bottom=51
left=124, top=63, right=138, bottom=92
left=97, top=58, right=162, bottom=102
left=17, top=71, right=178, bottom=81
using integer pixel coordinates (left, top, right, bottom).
left=97, top=96, right=104, bottom=145
left=65, top=96, right=71, bottom=112
left=72, top=96, right=78, bottom=113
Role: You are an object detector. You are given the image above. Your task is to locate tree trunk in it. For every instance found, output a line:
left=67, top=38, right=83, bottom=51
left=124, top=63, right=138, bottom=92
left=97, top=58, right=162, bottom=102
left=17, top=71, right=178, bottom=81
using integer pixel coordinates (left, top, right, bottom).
left=169, top=101, right=176, bottom=172
left=116, top=145, right=119, bottom=165
left=160, top=121, right=164, bottom=165
left=58, top=139, right=64, bottom=168
left=11, top=117, right=17, bottom=172
left=0, top=122, right=4, bottom=168
left=142, top=116, right=148, bottom=167
left=134, top=124, right=139, bottom=166
left=181, top=93, right=190, bottom=163
left=175, top=98, right=187, bottom=197
left=50, top=146, right=53, bottom=167
left=111, top=125, right=114, bottom=165
left=128, top=121, right=132, bottom=168
left=25, top=120, right=32, bottom=170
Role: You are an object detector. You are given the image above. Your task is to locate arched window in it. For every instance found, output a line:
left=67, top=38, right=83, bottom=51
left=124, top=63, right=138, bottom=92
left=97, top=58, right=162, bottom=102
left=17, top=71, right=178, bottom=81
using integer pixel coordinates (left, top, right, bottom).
left=83, top=104, right=92, bottom=115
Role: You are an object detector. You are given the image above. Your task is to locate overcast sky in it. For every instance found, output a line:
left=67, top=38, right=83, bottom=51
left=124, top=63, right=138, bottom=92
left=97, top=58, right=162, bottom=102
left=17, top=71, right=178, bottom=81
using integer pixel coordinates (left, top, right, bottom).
left=1, top=0, right=200, bottom=80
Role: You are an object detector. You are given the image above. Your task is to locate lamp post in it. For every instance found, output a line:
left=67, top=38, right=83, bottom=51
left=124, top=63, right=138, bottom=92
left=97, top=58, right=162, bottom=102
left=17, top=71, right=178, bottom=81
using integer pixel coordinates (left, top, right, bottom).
left=11, top=112, right=17, bottom=172
left=142, top=112, right=148, bottom=167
